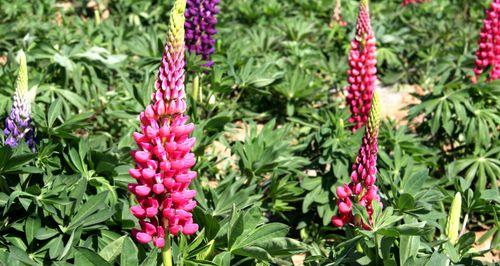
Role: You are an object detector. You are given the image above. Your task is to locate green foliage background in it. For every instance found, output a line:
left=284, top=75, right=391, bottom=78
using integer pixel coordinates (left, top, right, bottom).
left=0, top=0, right=498, bottom=265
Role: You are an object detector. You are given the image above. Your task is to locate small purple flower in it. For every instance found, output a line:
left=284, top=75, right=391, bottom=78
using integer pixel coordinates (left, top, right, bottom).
left=185, top=0, right=220, bottom=67
left=3, top=51, right=36, bottom=151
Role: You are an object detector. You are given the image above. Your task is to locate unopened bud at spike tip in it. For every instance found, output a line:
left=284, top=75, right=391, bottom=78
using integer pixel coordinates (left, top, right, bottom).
left=367, top=90, right=381, bottom=137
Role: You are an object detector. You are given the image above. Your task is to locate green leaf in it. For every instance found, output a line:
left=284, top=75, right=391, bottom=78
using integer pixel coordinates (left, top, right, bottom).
left=99, top=236, right=126, bottom=262
left=254, top=237, right=304, bottom=256
left=140, top=249, right=158, bottom=266
left=121, top=237, right=139, bottom=266
left=35, top=227, right=59, bottom=240
left=232, top=223, right=289, bottom=250
left=425, top=251, right=448, bottom=266
left=68, top=146, right=86, bottom=174
left=67, top=192, right=108, bottom=230
left=212, top=252, right=231, bottom=266
left=397, top=194, right=416, bottom=211
left=401, top=170, right=428, bottom=195
left=59, top=229, right=79, bottom=260
left=48, top=99, right=62, bottom=128
left=400, top=235, right=420, bottom=266
left=232, top=246, right=273, bottom=262
left=25, top=217, right=41, bottom=244
left=227, top=208, right=244, bottom=249
left=397, top=222, right=429, bottom=236
left=8, top=245, right=36, bottom=265
left=82, top=208, right=115, bottom=227
left=49, top=235, right=64, bottom=259
left=76, top=247, right=112, bottom=266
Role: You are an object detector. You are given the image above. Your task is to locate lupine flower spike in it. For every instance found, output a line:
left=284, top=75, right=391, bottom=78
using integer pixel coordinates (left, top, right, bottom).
left=329, top=0, right=347, bottom=27
left=128, top=0, right=198, bottom=248
left=332, top=91, right=381, bottom=229
left=185, top=0, right=220, bottom=67
left=473, top=0, right=500, bottom=82
left=402, top=0, right=430, bottom=6
left=346, top=0, right=377, bottom=131
left=4, top=50, right=36, bottom=151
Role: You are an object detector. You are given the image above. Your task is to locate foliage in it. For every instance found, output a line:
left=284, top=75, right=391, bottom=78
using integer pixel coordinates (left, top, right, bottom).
left=0, top=0, right=498, bottom=265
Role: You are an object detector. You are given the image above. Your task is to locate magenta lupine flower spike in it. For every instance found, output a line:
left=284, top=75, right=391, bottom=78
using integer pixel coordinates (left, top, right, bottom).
left=185, top=0, right=220, bottom=67
left=345, top=0, right=377, bottom=131
left=4, top=50, right=36, bottom=151
left=128, top=0, right=198, bottom=248
left=402, top=0, right=429, bottom=6
left=473, top=0, right=500, bottom=82
left=332, top=91, right=381, bottom=230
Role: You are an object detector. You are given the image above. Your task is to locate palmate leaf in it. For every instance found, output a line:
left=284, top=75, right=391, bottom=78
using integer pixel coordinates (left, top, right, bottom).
left=408, top=84, right=470, bottom=136
left=450, top=146, right=500, bottom=191
left=273, top=67, right=316, bottom=101
left=232, top=120, right=309, bottom=180
left=464, top=107, right=500, bottom=148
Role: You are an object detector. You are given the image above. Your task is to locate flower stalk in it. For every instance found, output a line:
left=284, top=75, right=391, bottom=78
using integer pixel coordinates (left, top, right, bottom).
left=162, top=235, right=173, bottom=266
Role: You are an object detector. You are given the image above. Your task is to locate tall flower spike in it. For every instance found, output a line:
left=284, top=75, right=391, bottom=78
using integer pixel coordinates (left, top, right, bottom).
left=345, top=0, right=377, bottom=131
left=185, top=0, right=220, bottom=67
left=332, top=91, right=381, bottom=229
left=3, top=50, right=36, bottom=151
left=129, top=0, right=199, bottom=248
left=473, top=0, right=500, bottom=81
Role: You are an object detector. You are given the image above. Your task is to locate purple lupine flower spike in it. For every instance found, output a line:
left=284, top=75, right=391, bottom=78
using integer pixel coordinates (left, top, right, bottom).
left=185, top=0, right=220, bottom=67
left=4, top=50, right=36, bottom=151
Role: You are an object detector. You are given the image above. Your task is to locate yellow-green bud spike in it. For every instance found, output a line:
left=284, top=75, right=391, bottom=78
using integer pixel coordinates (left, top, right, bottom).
left=446, top=192, right=462, bottom=245
left=168, top=0, right=187, bottom=46
left=15, top=50, right=28, bottom=96
left=367, top=90, right=380, bottom=136
left=360, top=0, right=369, bottom=9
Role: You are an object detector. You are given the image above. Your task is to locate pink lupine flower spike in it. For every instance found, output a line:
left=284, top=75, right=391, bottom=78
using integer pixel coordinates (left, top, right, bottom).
left=128, top=0, right=199, bottom=249
left=332, top=91, right=381, bottom=229
left=473, top=0, right=500, bottom=82
left=346, top=0, right=377, bottom=131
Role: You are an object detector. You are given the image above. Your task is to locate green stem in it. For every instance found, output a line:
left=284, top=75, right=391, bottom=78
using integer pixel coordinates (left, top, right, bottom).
left=162, top=235, right=173, bottom=266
